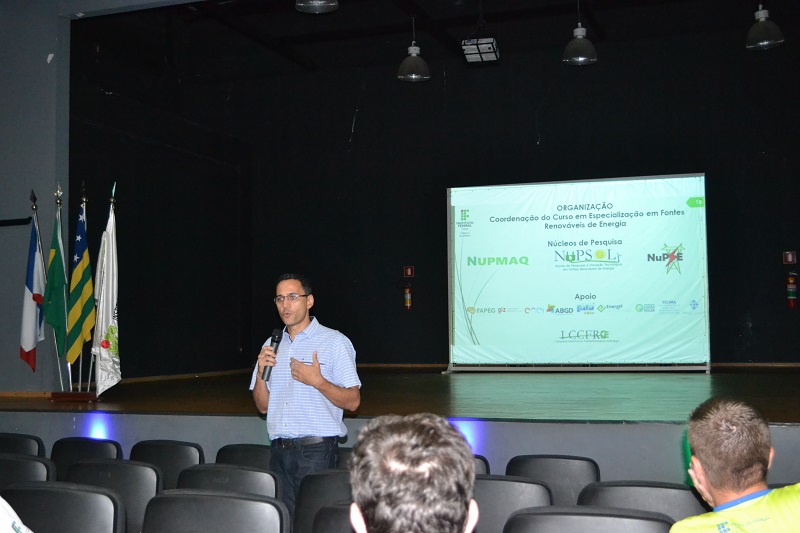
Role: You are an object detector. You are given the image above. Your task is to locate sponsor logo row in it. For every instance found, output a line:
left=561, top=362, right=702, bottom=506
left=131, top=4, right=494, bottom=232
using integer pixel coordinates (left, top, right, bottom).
left=466, top=299, right=700, bottom=315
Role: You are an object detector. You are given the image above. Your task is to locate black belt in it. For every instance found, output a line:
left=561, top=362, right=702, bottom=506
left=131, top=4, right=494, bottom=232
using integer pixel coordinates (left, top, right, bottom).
left=271, top=436, right=338, bottom=449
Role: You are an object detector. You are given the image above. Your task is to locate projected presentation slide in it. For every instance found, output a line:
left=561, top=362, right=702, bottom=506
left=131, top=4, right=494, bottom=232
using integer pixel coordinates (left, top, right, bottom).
left=448, top=174, right=709, bottom=367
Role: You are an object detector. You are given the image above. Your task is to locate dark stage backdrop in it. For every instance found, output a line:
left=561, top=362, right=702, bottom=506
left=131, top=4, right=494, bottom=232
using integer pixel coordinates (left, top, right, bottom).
left=70, top=18, right=800, bottom=377
left=68, top=87, right=253, bottom=378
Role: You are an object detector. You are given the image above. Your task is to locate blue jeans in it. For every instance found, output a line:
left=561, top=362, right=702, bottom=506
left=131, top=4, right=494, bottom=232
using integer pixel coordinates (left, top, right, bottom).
left=270, top=439, right=339, bottom=519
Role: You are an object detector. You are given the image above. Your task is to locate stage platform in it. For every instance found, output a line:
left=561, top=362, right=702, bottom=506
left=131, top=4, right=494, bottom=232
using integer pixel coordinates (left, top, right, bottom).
left=1, top=368, right=798, bottom=485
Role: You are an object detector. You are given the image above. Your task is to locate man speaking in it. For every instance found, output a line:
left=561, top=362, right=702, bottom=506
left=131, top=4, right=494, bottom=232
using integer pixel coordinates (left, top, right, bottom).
left=250, top=273, right=361, bottom=518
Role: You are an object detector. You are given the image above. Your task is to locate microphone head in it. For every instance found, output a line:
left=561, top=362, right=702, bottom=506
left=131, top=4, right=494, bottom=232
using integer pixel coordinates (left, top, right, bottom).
left=272, top=328, right=283, bottom=342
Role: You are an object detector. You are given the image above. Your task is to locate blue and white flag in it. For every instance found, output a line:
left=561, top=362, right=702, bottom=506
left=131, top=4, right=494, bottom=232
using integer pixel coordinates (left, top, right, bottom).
left=20, top=218, right=46, bottom=371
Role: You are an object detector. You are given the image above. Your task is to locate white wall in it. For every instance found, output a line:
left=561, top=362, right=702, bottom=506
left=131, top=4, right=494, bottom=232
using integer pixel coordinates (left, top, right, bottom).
left=0, top=0, right=190, bottom=392
left=0, top=2, right=69, bottom=392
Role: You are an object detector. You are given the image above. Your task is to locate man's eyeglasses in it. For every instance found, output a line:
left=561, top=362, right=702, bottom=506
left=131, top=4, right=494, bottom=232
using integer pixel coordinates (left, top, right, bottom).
left=273, top=293, right=309, bottom=304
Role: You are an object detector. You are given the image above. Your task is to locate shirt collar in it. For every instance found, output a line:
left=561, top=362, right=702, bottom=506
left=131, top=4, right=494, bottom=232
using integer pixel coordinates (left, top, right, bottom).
left=714, top=489, right=772, bottom=511
left=285, top=316, right=318, bottom=340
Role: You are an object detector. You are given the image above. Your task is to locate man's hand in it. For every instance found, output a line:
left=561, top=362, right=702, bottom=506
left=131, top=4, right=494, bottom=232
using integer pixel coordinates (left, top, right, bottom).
left=290, top=352, right=324, bottom=388
left=252, top=345, right=276, bottom=414
left=290, top=351, right=360, bottom=411
left=257, top=345, right=277, bottom=379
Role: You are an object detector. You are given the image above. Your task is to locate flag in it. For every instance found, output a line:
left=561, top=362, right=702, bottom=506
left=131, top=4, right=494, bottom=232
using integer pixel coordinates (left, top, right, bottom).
left=93, top=204, right=120, bottom=396
left=42, top=208, right=68, bottom=358
left=66, top=203, right=95, bottom=364
left=20, top=218, right=46, bottom=371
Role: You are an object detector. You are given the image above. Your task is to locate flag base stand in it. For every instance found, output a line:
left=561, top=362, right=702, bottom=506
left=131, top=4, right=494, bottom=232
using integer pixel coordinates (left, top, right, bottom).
left=50, top=391, right=97, bottom=403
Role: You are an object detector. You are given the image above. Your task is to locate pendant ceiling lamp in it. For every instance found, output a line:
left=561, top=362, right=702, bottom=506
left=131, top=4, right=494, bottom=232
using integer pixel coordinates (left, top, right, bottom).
left=295, top=0, right=338, bottom=14
left=746, top=3, right=784, bottom=50
left=562, top=0, right=597, bottom=65
left=397, top=15, right=431, bottom=82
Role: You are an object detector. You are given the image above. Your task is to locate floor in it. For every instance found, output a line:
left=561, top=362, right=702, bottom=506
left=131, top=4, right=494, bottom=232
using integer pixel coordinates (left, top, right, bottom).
left=2, top=367, right=799, bottom=424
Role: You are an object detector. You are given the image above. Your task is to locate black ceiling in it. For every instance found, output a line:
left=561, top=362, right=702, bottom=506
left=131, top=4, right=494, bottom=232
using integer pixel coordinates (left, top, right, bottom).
left=70, top=0, right=785, bottom=84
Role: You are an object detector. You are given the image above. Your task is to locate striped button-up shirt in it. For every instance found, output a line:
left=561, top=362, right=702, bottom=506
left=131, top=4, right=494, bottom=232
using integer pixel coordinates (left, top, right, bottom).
left=250, top=317, right=361, bottom=439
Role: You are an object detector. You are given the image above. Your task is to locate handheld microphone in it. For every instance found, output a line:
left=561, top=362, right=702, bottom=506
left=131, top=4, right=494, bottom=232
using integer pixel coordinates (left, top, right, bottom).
left=261, top=328, right=283, bottom=381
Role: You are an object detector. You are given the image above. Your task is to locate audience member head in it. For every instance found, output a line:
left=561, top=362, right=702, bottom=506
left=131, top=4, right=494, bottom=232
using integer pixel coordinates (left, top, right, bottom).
left=688, top=396, right=773, bottom=493
left=349, top=413, right=479, bottom=533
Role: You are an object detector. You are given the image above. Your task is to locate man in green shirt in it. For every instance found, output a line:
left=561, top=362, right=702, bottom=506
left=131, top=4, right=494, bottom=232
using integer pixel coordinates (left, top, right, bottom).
left=671, top=397, right=800, bottom=532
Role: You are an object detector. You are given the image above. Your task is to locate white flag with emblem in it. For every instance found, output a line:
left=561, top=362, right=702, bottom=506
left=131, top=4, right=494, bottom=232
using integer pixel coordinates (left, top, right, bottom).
left=92, top=203, right=120, bottom=396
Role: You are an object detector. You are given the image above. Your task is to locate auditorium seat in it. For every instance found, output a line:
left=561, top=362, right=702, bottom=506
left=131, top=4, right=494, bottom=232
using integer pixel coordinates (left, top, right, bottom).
left=50, top=436, right=123, bottom=481
left=178, top=463, right=281, bottom=498
left=1, top=480, right=126, bottom=533
left=505, top=454, right=600, bottom=505
left=0, top=432, right=45, bottom=456
left=67, top=458, right=163, bottom=533
left=0, top=452, right=56, bottom=489
left=141, top=488, right=290, bottom=533
left=130, top=439, right=204, bottom=489
left=338, top=447, right=353, bottom=469
left=502, top=505, right=674, bottom=533
left=312, top=502, right=354, bottom=533
left=577, top=480, right=710, bottom=522
left=294, top=469, right=353, bottom=533
left=473, top=474, right=551, bottom=533
left=215, top=442, right=272, bottom=470
left=474, top=454, right=491, bottom=475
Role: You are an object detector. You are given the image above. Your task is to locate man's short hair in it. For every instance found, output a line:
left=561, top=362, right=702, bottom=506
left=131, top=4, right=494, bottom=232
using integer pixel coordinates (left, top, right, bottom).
left=688, top=397, right=771, bottom=492
left=276, top=273, right=312, bottom=295
left=349, top=413, right=475, bottom=533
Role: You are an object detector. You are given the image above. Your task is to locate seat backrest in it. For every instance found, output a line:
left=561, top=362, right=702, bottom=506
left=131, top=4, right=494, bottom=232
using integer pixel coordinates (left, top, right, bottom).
left=294, top=470, right=353, bottom=533
left=130, top=439, right=204, bottom=489
left=0, top=432, right=45, bottom=457
left=474, top=454, right=491, bottom=475
left=67, top=458, right=163, bottom=533
left=503, top=505, right=674, bottom=533
left=1, top=480, right=126, bottom=533
left=178, top=463, right=280, bottom=498
left=141, top=488, right=290, bottom=533
left=51, top=437, right=123, bottom=481
left=215, top=443, right=272, bottom=470
left=577, top=480, right=710, bottom=522
left=312, top=502, right=354, bottom=533
left=473, top=474, right=551, bottom=533
left=505, top=454, right=600, bottom=505
left=0, top=452, right=56, bottom=489
left=337, top=447, right=353, bottom=470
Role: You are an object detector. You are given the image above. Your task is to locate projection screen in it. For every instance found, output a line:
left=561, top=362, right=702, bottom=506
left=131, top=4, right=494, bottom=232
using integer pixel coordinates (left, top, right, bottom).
left=447, top=173, right=709, bottom=371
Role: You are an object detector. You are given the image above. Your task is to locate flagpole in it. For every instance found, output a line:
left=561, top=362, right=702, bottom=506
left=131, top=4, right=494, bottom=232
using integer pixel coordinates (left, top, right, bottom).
left=30, top=191, right=47, bottom=293
left=50, top=188, right=66, bottom=392
left=87, top=344, right=95, bottom=393
left=96, top=185, right=116, bottom=394
left=85, top=186, right=95, bottom=394
left=77, top=187, right=87, bottom=393
left=86, top=186, right=108, bottom=390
